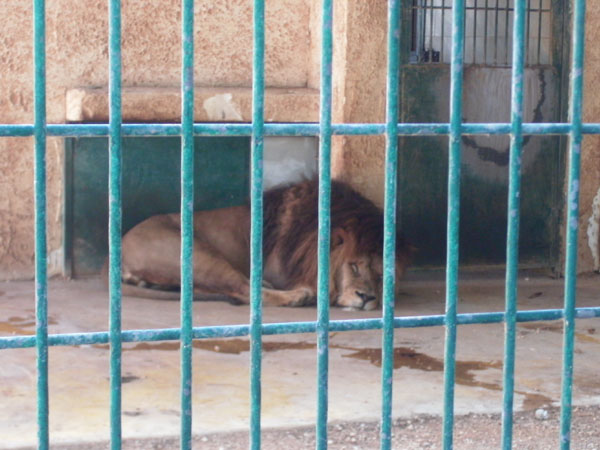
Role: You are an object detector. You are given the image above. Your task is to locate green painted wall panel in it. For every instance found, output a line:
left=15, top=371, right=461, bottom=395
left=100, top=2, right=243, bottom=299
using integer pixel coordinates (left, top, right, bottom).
left=399, top=66, right=563, bottom=268
left=67, top=136, right=250, bottom=277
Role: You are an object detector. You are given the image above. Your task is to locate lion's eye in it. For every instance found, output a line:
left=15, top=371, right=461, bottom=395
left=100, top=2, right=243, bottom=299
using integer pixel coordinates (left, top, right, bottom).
left=350, top=263, right=359, bottom=275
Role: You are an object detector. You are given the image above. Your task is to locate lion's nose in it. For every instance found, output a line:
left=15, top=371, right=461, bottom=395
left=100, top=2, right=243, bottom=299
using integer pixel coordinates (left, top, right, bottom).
left=356, top=291, right=376, bottom=304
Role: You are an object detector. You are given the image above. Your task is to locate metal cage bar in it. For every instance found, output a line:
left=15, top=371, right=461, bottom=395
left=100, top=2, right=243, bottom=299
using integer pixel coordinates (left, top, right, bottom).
left=33, top=0, right=49, bottom=448
left=380, top=1, right=401, bottom=449
left=494, top=0, right=500, bottom=63
left=501, top=0, right=526, bottom=447
left=503, top=0, right=510, bottom=65
left=442, top=0, right=465, bottom=447
left=1, top=0, right=598, bottom=448
left=536, top=0, right=544, bottom=65
left=250, top=1, right=266, bottom=448
left=525, top=0, right=532, bottom=64
left=108, top=0, right=123, bottom=447
left=7, top=121, right=600, bottom=138
left=472, top=0, right=478, bottom=65
left=484, top=0, right=489, bottom=63
left=179, top=0, right=195, bottom=447
left=560, top=0, right=587, bottom=447
left=2, top=306, right=600, bottom=351
left=316, top=0, right=333, bottom=448
left=442, top=0, right=447, bottom=63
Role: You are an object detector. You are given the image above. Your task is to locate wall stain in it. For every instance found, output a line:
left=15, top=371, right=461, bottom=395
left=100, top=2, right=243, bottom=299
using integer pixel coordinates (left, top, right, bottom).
left=462, top=70, right=547, bottom=168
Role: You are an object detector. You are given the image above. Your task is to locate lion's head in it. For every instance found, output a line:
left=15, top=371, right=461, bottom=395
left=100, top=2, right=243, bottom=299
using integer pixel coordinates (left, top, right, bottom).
left=264, top=179, right=413, bottom=310
left=329, top=227, right=410, bottom=310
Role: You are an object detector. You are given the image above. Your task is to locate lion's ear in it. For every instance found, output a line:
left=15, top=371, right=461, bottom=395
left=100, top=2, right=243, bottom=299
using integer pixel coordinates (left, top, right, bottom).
left=331, top=227, right=348, bottom=248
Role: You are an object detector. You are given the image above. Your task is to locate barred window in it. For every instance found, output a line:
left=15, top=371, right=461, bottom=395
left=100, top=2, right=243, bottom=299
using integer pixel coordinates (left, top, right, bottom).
left=410, top=0, right=552, bottom=66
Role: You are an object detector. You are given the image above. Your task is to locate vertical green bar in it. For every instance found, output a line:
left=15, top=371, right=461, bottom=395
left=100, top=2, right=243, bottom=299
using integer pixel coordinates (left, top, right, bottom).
left=180, top=0, right=194, bottom=448
left=33, top=0, right=49, bottom=447
left=316, top=0, right=333, bottom=449
left=501, top=0, right=526, bottom=448
left=250, top=1, right=265, bottom=449
left=442, top=0, right=464, bottom=448
left=560, top=0, right=586, bottom=448
left=380, top=1, right=401, bottom=449
left=108, top=0, right=122, bottom=448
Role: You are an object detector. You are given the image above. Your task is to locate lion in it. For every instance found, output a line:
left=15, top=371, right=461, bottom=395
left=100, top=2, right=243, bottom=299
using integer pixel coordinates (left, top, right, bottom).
left=117, top=179, right=413, bottom=310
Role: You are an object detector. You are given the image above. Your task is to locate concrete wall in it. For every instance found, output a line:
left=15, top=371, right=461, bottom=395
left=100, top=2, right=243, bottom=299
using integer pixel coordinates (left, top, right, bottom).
left=1, top=1, right=599, bottom=278
left=581, top=3, right=600, bottom=272
left=330, top=0, right=388, bottom=205
left=0, top=0, right=313, bottom=279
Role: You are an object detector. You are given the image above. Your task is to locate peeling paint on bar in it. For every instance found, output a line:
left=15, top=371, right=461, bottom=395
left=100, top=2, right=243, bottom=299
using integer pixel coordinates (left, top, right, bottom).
left=560, top=0, right=587, bottom=447
left=502, top=1, right=527, bottom=447
left=443, top=0, right=465, bottom=447
left=107, top=0, right=123, bottom=447
left=179, top=0, right=195, bottom=447
left=316, top=1, right=333, bottom=448
left=380, top=1, right=401, bottom=448
left=249, top=1, right=266, bottom=449
left=7, top=122, right=600, bottom=137
left=2, top=306, right=600, bottom=351
left=33, top=0, right=49, bottom=447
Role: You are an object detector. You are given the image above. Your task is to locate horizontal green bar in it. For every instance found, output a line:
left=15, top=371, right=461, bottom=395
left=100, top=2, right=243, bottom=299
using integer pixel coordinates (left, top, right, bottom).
left=4, top=123, right=600, bottom=137
left=1, top=306, right=599, bottom=350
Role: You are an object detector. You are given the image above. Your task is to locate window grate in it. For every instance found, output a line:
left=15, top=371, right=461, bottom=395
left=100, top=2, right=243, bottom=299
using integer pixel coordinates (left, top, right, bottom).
left=411, top=0, right=553, bottom=66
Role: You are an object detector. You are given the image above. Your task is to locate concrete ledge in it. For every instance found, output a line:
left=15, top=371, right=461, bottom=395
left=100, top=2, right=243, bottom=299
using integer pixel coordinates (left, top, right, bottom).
left=66, top=87, right=320, bottom=123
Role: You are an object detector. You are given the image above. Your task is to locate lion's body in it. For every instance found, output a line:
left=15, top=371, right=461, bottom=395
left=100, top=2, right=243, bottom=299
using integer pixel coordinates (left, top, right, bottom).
left=120, top=180, right=412, bottom=310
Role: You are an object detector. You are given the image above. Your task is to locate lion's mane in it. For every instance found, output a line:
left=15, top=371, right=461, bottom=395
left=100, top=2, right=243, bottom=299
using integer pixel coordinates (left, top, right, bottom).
left=262, top=179, right=411, bottom=289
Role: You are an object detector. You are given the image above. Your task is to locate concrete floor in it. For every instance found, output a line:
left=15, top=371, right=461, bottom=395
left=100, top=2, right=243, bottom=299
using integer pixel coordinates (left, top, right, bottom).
left=0, top=275, right=599, bottom=448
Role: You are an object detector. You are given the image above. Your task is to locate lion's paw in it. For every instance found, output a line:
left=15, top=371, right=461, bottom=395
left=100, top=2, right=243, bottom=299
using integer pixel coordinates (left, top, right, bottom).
left=287, top=287, right=316, bottom=307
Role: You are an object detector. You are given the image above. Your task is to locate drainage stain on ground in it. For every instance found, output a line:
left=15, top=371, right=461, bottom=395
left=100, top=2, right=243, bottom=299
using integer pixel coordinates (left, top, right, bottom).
left=94, top=339, right=315, bottom=354
left=0, top=315, right=57, bottom=336
left=339, top=346, right=553, bottom=410
left=520, top=322, right=600, bottom=344
left=94, top=338, right=553, bottom=409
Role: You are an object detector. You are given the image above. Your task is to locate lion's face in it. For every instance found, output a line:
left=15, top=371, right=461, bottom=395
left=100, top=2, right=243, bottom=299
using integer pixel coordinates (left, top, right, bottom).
left=329, top=227, right=411, bottom=310
left=333, top=254, right=383, bottom=311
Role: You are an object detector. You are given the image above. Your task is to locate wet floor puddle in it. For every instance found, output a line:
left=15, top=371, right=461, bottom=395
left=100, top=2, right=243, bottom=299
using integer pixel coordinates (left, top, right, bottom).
left=520, top=323, right=600, bottom=344
left=94, top=339, right=315, bottom=354
left=0, top=315, right=57, bottom=336
left=339, top=346, right=552, bottom=409
left=95, top=338, right=552, bottom=409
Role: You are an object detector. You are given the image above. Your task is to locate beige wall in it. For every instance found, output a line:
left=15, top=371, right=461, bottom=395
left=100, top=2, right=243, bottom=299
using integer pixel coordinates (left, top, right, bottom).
left=1, top=1, right=599, bottom=279
left=580, top=3, right=600, bottom=273
left=0, top=0, right=312, bottom=279
left=330, top=0, right=388, bottom=205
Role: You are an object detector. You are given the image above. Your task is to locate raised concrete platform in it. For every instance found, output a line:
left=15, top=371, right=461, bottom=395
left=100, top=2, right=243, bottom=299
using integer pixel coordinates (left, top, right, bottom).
left=1, top=275, right=599, bottom=448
